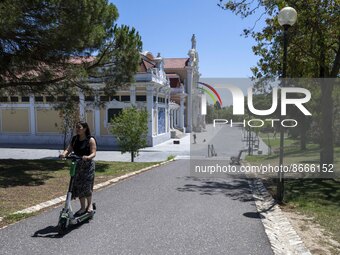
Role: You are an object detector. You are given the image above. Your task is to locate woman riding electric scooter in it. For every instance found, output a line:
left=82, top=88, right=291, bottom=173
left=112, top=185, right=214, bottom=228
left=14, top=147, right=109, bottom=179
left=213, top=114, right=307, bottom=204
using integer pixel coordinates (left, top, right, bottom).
left=59, top=121, right=97, bottom=216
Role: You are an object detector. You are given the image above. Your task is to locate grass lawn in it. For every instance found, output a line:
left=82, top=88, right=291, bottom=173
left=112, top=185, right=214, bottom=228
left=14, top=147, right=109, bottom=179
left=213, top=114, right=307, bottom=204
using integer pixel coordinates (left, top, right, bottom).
left=246, top=132, right=340, bottom=245
left=260, top=132, right=297, bottom=149
left=263, top=178, right=340, bottom=245
left=0, top=159, right=159, bottom=227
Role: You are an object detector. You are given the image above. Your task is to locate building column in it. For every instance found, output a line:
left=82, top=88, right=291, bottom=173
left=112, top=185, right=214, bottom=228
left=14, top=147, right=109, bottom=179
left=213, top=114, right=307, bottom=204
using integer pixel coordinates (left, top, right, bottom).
left=166, top=108, right=169, bottom=133
left=79, top=91, right=85, bottom=120
left=179, top=95, right=185, bottom=130
left=165, top=95, right=169, bottom=133
left=174, top=110, right=176, bottom=129
left=29, top=95, right=36, bottom=135
left=154, top=93, right=158, bottom=135
left=172, top=109, right=175, bottom=129
left=186, top=66, right=193, bottom=132
left=174, top=109, right=177, bottom=128
left=176, top=109, right=180, bottom=128
left=95, top=94, right=101, bottom=137
left=146, top=85, right=154, bottom=143
left=167, top=96, right=171, bottom=133
left=130, top=84, right=136, bottom=106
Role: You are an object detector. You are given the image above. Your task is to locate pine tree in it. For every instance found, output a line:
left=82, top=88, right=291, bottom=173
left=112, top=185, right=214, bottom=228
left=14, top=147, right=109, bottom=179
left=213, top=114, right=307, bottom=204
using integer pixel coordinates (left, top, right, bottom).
left=0, top=0, right=142, bottom=96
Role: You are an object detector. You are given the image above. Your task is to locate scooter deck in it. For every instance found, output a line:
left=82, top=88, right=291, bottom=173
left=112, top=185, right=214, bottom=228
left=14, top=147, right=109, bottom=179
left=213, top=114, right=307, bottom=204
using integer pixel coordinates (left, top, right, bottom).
left=75, top=210, right=95, bottom=223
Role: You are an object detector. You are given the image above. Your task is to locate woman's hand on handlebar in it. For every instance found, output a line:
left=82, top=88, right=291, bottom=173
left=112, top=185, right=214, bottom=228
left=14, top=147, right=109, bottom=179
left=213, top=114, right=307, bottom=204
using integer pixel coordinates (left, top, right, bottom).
left=59, top=150, right=68, bottom=159
left=59, top=154, right=66, bottom=159
left=82, top=155, right=90, bottom=161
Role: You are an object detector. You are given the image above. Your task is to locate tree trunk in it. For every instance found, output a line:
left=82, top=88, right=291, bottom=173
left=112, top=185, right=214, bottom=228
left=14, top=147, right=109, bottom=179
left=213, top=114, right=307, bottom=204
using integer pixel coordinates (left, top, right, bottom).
left=319, top=30, right=334, bottom=177
left=320, top=80, right=334, bottom=168
left=300, top=115, right=307, bottom=151
left=63, top=131, right=67, bottom=150
left=131, top=151, right=134, bottom=162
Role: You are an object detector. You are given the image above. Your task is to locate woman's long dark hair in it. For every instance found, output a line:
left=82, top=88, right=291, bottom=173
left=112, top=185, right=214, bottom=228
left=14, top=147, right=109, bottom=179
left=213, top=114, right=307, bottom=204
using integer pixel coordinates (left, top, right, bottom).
left=77, top=121, right=91, bottom=138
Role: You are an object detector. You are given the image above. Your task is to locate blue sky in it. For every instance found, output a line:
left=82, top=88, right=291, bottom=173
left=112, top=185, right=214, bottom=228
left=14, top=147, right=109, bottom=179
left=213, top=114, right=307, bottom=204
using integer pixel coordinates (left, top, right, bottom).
left=112, top=0, right=266, bottom=78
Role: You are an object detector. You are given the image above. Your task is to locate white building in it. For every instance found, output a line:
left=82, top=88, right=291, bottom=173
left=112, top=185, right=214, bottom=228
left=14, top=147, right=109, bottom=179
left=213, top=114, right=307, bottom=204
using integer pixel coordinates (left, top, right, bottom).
left=0, top=35, right=205, bottom=148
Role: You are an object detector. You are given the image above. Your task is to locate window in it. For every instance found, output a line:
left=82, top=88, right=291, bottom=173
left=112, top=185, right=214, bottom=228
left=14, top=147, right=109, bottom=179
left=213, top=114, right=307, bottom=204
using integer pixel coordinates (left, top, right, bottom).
left=72, top=96, right=79, bottom=102
left=85, top=96, right=95, bottom=102
left=110, top=96, right=120, bottom=101
left=108, top=108, right=122, bottom=123
left=57, top=96, right=66, bottom=102
left=121, top=96, right=130, bottom=102
left=0, top=97, right=8, bottom=102
left=100, top=96, right=109, bottom=102
left=10, top=97, right=19, bottom=102
left=21, top=97, right=29, bottom=102
left=46, top=96, right=55, bottom=102
left=136, top=95, right=146, bottom=102
left=35, top=96, right=43, bottom=102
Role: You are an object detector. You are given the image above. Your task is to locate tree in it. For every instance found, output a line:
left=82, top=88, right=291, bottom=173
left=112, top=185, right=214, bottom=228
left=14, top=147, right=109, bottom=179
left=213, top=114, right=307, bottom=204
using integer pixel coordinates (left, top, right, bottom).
left=219, top=0, right=339, bottom=167
left=110, top=107, right=148, bottom=162
left=54, top=98, right=80, bottom=149
left=0, top=0, right=142, bottom=96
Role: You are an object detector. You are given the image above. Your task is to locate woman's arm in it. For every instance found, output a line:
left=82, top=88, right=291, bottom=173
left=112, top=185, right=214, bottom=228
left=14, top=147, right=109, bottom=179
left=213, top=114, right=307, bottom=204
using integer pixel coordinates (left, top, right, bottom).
left=83, top=138, right=97, bottom=161
left=59, top=143, right=73, bottom=158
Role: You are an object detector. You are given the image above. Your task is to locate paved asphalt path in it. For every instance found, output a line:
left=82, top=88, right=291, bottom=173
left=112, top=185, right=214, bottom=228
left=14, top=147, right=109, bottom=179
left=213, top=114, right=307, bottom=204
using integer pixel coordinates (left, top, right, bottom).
left=0, top=160, right=273, bottom=255
left=191, top=126, right=245, bottom=158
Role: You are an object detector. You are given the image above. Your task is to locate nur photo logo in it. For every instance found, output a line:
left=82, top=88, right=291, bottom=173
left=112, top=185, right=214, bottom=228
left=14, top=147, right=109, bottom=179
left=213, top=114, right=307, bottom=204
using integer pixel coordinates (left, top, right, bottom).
left=201, top=80, right=312, bottom=128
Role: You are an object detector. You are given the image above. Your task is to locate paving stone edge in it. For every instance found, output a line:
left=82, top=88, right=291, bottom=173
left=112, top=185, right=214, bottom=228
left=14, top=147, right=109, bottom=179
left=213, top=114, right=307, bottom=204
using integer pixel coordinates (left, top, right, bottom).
left=247, top=170, right=312, bottom=255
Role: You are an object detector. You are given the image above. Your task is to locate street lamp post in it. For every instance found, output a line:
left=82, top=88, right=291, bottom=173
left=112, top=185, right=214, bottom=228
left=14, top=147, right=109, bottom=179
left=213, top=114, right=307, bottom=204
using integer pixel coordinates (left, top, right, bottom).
left=277, top=7, right=297, bottom=203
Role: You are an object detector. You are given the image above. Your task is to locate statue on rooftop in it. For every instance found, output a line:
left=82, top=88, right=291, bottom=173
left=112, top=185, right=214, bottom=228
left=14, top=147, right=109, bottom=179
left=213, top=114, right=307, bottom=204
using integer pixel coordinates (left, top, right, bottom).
left=191, top=34, right=196, bottom=49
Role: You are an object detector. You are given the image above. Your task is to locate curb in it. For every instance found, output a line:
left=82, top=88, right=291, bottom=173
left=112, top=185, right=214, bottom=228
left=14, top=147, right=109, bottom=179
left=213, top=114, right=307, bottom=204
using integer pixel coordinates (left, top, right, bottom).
left=9, top=158, right=176, bottom=216
left=245, top=163, right=312, bottom=255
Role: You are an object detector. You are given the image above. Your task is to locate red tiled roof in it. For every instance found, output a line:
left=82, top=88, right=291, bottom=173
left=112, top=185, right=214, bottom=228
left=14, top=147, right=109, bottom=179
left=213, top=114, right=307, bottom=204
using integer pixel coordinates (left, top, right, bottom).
left=1, top=56, right=97, bottom=82
left=138, top=55, right=156, bottom=72
left=68, top=56, right=96, bottom=64
left=164, top=58, right=189, bottom=69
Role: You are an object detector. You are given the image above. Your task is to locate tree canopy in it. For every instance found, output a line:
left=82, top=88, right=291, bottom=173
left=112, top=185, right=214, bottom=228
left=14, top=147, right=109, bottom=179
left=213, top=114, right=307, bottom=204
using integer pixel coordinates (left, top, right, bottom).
left=0, top=0, right=142, bottom=95
left=218, top=0, right=339, bottom=79
left=219, top=0, right=339, bottom=166
left=110, top=107, right=148, bottom=162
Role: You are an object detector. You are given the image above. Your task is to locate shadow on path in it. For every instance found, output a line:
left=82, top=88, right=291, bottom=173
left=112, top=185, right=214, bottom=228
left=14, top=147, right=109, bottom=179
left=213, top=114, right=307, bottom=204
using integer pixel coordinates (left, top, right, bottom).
left=176, top=176, right=254, bottom=203
left=243, top=212, right=265, bottom=219
left=32, top=225, right=63, bottom=238
left=32, top=220, right=90, bottom=238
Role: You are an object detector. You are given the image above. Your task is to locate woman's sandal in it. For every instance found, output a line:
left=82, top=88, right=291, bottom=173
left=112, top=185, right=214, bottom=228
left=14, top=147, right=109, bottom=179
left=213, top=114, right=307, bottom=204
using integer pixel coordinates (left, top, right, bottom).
left=74, top=209, right=86, bottom=217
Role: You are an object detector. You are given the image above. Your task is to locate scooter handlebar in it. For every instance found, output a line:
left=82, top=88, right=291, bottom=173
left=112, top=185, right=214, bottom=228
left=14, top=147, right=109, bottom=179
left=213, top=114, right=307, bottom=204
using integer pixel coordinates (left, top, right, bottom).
left=65, top=154, right=82, bottom=160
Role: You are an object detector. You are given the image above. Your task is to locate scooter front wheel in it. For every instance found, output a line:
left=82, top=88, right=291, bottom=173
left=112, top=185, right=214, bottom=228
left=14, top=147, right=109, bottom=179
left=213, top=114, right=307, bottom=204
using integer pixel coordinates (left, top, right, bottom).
left=57, top=219, right=68, bottom=234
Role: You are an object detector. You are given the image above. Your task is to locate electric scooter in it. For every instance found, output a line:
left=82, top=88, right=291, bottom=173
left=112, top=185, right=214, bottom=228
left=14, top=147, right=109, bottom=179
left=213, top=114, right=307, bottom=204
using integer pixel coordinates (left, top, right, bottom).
left=57, top=154, right=96, bottom=234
